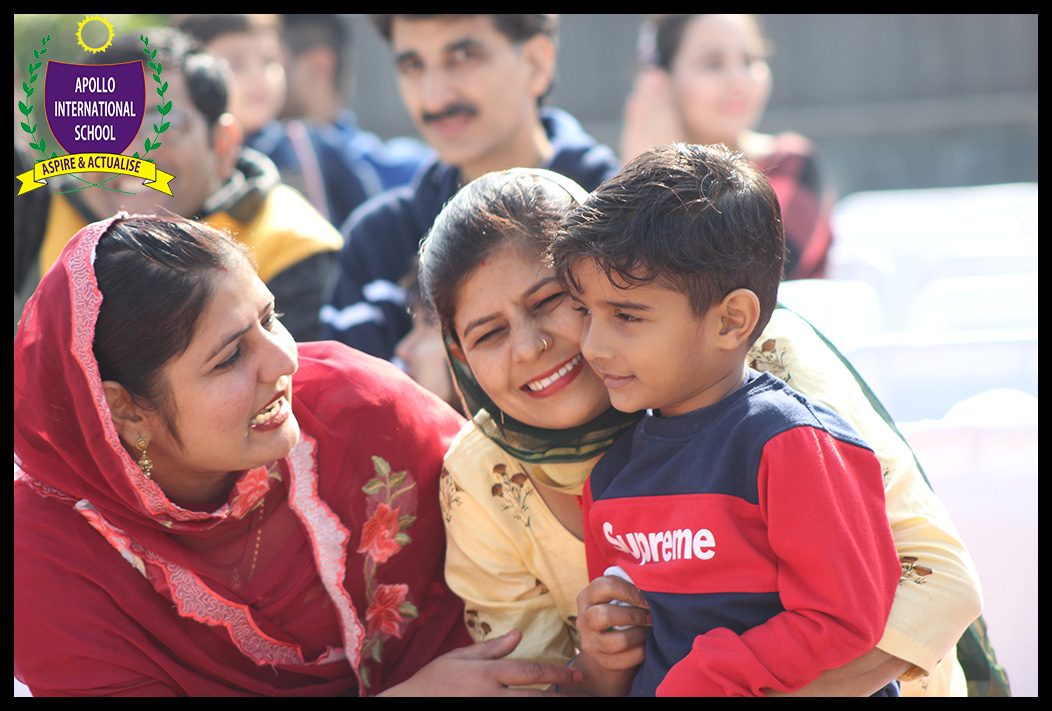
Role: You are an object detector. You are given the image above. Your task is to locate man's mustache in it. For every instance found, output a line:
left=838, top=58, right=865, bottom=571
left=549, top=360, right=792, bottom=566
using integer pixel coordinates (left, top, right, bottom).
left=421, top=103, right=479, bottom=124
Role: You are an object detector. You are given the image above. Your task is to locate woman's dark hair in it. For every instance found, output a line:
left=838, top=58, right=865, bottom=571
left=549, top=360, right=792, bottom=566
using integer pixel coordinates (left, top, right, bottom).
left=418, top=170, right=581, bottom=344
left=550, top=143, right=785, bottom=344
left=93, top=215, right=251, bottom=442
left=648, top=14, right=770, bottom=71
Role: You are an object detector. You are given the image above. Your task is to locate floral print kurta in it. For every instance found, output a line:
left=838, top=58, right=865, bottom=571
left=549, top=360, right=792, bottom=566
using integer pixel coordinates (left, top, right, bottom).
left=441, top=424, right=595, bottom=667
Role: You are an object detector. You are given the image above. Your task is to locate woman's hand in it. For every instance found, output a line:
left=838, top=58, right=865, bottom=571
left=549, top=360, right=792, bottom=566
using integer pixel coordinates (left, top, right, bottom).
left=764, top=647, right=914, bottom=697
left=378, top=629, right=582, bottom=696
left=619, top=67, right=686, bottom=163
left=576, top=574, right=651, bottom=671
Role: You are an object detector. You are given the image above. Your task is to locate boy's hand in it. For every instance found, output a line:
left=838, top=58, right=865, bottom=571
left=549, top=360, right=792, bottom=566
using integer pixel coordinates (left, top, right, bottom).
left=576, top=575, right=651, bottom=671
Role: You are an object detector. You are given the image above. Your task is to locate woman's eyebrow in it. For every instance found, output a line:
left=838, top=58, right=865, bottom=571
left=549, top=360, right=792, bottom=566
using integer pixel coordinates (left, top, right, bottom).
left=206, top=300, right=274, bottom=363
left=207, top=325, right=251, bottom=364
left=522, top=276, right=556, bottom=299
left=462, top=312, right=498, bottom=340
left=461, top=277, right=557, bottom=339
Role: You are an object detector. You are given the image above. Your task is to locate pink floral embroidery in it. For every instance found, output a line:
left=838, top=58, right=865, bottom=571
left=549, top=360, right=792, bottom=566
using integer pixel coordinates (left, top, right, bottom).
left=366, top=584, right=414, bottom=638
left=228, top=465, right=276, bottom=519
left=357, top=456, right=420, bottom=689
left=357, top=503, right=403, bottom=564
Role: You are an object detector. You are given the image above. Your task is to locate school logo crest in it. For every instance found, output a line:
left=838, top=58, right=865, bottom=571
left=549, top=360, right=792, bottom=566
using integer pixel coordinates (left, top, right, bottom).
left=16, top=16, right=175, bottom=197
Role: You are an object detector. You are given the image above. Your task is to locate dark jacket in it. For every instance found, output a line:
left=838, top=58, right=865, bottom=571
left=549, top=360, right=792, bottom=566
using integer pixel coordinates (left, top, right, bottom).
left=320, top=107, right=621, bottom=360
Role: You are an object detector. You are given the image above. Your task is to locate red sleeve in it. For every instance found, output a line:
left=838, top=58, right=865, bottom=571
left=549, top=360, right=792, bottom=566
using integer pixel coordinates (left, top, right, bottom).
left=657, top=426, right=900, bottom=697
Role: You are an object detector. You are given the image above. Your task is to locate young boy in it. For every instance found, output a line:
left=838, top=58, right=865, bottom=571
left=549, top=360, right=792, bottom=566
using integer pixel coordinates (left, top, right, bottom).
left=548, top=144, right=901, bottom=697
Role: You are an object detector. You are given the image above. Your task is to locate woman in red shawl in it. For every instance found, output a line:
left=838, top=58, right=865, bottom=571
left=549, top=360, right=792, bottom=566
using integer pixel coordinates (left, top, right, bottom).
left=13, top=214, right=582, bottom=696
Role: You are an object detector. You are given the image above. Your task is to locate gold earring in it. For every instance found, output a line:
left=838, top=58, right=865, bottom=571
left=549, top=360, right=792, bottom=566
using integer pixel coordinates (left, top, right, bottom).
left=135, top=437, right=153, bottom=478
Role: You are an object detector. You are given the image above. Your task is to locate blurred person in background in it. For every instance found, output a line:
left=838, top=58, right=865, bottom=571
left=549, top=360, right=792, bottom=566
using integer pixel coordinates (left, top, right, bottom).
left=176, top=14, right=287, bottom=140
left=620, top=14, right=835, bottom=281
left=178, top=14, right=426, bottom=230
left=320, top=14, right=622, bottom=363
left=393, top=257, right=463, bottom=414
left=23, top=29, right=342, bottom=342
left=279, top=14, right=434, bottom=194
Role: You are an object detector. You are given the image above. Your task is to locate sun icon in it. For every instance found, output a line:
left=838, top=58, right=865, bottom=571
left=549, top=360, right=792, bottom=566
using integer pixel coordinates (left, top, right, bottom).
left=76, top=15, right=115, bottom=54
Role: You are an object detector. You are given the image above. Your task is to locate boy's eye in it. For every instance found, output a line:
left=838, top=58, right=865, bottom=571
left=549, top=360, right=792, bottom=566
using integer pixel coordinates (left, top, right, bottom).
left=571, top=304, right=590, bottom=317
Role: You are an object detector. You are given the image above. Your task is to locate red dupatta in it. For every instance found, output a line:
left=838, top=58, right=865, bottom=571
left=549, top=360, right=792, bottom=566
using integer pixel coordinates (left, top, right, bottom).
left=752, top=132, right=834, bottom=281
left=14, top=215, right=470, bottom=696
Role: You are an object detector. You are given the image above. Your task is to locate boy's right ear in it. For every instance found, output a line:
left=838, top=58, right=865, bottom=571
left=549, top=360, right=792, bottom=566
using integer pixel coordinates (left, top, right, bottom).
left=716, top=289, right=762, bottom=349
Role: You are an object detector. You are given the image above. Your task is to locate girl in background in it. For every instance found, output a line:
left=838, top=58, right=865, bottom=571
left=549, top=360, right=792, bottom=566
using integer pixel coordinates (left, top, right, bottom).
left=621, top=14, right=835, bottom=280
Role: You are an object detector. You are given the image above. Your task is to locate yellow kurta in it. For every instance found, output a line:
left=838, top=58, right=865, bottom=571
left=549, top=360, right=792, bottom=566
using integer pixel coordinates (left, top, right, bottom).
left=440, top=306, right=983, bottom=696
left=441, top=423, right=591, bottom=666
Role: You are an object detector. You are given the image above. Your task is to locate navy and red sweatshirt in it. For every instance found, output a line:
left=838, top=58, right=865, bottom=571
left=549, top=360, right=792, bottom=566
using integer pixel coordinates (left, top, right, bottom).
left=584, top=370, right=900, bottom=696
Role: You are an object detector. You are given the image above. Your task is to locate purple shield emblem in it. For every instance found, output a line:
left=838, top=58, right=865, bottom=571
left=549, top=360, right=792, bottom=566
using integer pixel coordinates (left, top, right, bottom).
left=45, top=61, right=145, bottom=155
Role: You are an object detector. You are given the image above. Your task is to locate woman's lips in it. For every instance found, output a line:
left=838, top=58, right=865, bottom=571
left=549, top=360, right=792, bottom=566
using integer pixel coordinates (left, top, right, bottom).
left=250, top=394, right=289, bottom=431
left=521, top=354, right=585, bottom=398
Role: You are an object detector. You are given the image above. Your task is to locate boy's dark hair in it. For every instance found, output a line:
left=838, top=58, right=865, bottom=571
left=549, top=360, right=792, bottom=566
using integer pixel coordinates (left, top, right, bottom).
left=550, top=143, right=785, bottom=344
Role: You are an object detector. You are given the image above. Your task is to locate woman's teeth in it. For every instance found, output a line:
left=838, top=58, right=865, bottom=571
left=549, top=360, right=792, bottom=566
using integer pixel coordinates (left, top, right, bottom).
left=251, top=399, right=282, bottom=426
left=525, top=355, right=581, bottom=392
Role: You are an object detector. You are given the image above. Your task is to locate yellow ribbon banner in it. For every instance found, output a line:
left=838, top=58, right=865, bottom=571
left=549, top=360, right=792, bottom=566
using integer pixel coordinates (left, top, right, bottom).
left=17, top=153, right=174, bottom=195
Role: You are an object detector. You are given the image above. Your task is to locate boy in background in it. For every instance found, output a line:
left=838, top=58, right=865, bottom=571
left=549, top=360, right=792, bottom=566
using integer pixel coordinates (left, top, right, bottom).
left=548, top=143, right=901, bottom=696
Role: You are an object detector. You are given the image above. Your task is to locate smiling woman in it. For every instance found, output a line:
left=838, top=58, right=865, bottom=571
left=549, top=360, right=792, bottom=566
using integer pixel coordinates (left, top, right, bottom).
left=92, top=217, right=297, bottom=503
left=14, top=213, right=584, bottom=696
left=416, top=169, right=643, bottom=676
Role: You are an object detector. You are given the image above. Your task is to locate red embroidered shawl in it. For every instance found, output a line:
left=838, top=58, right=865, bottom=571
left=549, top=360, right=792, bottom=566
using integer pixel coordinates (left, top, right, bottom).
left=14, top=215, right=470, bottom=696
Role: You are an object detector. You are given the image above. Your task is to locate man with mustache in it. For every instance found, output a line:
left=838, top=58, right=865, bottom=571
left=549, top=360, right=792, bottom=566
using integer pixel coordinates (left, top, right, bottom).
left=320, top=15, right=621, bottom=362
